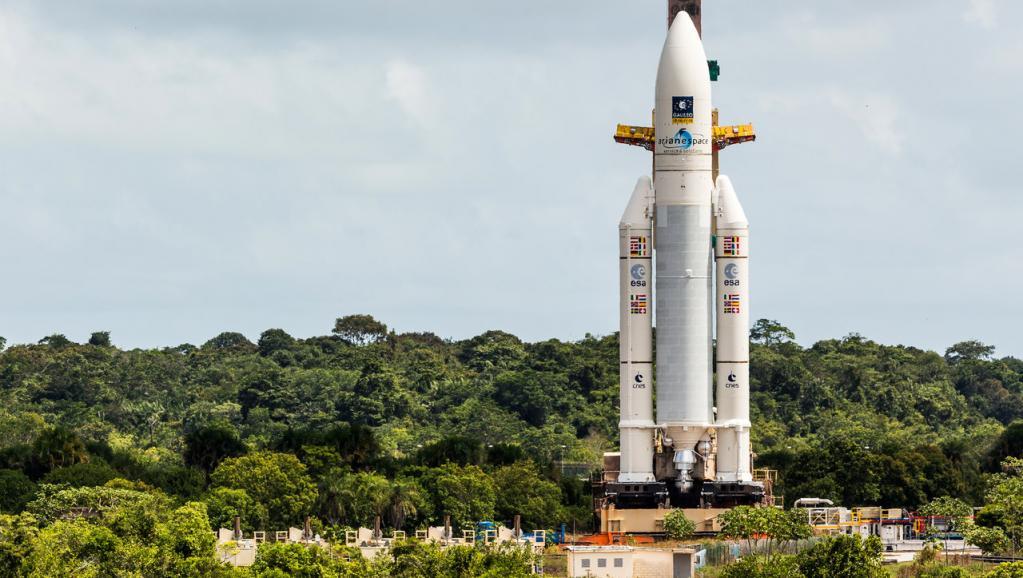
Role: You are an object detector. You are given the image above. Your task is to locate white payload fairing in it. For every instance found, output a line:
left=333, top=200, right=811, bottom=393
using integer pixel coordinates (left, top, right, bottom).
left=615, top=11, right=761, bottom=507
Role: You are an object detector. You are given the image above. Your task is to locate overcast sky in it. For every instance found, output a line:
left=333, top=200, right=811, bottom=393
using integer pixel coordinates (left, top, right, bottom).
left=0, top=0, right=1020, bottom=356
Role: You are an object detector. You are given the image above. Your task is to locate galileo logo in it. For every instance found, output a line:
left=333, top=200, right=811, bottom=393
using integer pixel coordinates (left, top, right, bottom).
left=658, top=128, right=708, bottom=153
left=672, top=96, right=694, bottom=124
left=724, top=263, right=738, bottom=280
left=630, top=264, right=646, bottom=281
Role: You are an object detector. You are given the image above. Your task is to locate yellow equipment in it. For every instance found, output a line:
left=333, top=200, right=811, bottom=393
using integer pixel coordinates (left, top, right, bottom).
left=614, top=122, right=756, bottom=152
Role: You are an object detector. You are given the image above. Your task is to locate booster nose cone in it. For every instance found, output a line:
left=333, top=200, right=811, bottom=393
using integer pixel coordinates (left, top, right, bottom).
left=620, top=176, right=653, bottom=226
left=715, top=175, right=749, bottom=228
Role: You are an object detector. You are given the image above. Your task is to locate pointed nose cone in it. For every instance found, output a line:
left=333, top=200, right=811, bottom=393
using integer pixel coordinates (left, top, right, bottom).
left=656, top=11, right=710, bottom=102
left=716, top=175, right=749, bottom=228
left=620, top=176, right=653, bottom=226
left=654, top=11, right=712, bottom=162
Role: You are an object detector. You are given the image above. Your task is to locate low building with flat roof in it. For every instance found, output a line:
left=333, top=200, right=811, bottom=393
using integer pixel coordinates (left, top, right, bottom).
left=565, top=545, right=696, bottom=578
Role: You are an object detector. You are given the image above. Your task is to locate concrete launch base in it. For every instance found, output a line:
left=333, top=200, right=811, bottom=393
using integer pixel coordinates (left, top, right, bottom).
left=599, top=504, right=727, bottom=534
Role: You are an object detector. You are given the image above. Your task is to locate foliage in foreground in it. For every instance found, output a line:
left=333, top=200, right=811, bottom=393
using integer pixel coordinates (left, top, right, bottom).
left=663, top=509, right=696, bottom=541
left=249, top=540, right=536, bottom=578
left=719, top=534, right=886, bottom=578
left=0, top=315, right=1022, bottom=568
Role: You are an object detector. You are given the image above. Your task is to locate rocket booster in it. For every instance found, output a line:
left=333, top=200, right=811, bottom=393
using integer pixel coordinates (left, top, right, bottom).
left=714, top=175, right=752, bottom=483
left=618, top=177, right=655, bottom=484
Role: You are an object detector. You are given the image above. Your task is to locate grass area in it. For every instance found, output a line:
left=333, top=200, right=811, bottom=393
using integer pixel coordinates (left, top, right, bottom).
left=886, top=561, right=997, bottom=577
left=694, top=558, right=999, bottom=577
left=542, top=551, right=567, bottom=577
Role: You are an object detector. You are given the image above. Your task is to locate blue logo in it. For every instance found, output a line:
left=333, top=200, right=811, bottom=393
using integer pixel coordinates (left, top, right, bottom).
left=630, top=264, right=646, bottom=281
left=672, top=96, right=694, bottom=124
left=658, top=128, right=698, bottom=151
left=724, top=263, right=738, bottom=280
left=677, top=129, right=693, bottom=149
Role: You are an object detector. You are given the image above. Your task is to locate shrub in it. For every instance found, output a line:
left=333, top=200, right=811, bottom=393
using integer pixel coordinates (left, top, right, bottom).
left=721, top=554, right=803, bottom=578
left=988, top=562, right=1023, bottom=578
left=797, top=534, right=886, bottom=578
left=663, top=509, right=696, bottom=541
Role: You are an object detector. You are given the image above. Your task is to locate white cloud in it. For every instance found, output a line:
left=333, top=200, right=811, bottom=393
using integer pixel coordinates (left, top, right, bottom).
left=1, top=0, right=1022, bottom=356
left=964, top=0, right=997, bottom=28
left=782, top=11, right=892, bottom=59
left=384, top=59, right=436, bottom=127
left=829, top=91, right=904, bottom=156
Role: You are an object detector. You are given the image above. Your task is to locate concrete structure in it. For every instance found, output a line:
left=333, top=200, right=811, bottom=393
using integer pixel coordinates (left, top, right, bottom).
left=216, top=528, right=258, bottom=567
left=566, top=546, right=696, bottom=578
left=599, top=505, right=725, bottom=535
left=216, top=523, right=544, bottom=568
left=215, top=526, right=328, bottom=567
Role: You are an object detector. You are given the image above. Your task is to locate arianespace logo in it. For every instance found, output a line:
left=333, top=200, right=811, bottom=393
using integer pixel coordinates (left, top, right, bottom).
left=658, top=128, right=708, bottom=152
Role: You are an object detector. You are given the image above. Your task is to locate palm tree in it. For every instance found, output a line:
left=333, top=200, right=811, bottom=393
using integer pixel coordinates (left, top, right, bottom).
left=32, top=427, right=88, bottom=472
left=317, top=474, right=353, bottom=526
left=389, top=478, right=424, bottom=530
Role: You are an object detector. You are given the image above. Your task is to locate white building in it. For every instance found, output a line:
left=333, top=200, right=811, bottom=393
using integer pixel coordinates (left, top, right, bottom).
left=566, top=546, right=696, bottom=578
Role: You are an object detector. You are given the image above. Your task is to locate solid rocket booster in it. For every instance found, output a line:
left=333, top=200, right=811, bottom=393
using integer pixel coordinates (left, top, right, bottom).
left=653, top=12, right=714, bottom=453
left=618, top=177, right=655, bottom=484
left=714, top=175, right=752, bottom=482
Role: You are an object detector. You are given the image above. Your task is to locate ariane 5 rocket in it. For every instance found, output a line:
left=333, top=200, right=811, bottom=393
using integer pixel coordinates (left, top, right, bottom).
left=616, top=11, right=763, bottom=508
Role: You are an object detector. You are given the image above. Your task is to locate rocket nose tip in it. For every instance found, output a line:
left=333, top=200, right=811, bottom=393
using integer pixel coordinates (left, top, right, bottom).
left=715, top=175, right=734, bottom=190
left=666, top=10, right=698, bottom=44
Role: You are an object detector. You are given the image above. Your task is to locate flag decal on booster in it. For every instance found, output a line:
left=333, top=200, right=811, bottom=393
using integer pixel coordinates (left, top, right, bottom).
left=630, top=294, right=648, bottom=314
left=722, top=236, right=741, bottom=256
left=629, top=236, right=649, bottom=257
left=723, top=294, right=741, bottom=314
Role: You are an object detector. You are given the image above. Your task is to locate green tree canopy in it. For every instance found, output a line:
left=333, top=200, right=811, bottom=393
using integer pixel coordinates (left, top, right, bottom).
left=750, top=319, right=796, bottom=346
left=184, top=424, right=248, bottom=479
left=257, top=329, right=296, bottom=357
left=945, top=340, right=996, bottom=364
left=202, top=487, right=269, bottom=532
left=333, top=314, right=388, bottom=345
left=87, top=331, right=112, bottom=347
left=796, top=534, right=886, bottom=578
left=425, top=463, right=496, bottom=528
left=211, top=452, right=317, bottom=529
left=202, top=332, right=256, bottom=352
left=0, top=470, right=36, bottom=513
left=492, top=462, right=563, bottom=529
left=719, top=506, right=812, bottom=558
left=662, top=509, right=696, bottom=541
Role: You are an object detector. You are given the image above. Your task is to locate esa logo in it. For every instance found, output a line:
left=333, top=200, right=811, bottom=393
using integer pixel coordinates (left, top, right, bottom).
left=630, top=264, right=647, bottom=287
left=633, top=372, right=647, bottom=389
left=723, top=263, right=740, bottom=287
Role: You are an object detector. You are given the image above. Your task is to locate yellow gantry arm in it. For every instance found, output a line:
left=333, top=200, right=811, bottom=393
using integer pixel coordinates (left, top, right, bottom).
left=614, top=123, right=756, bottom=152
